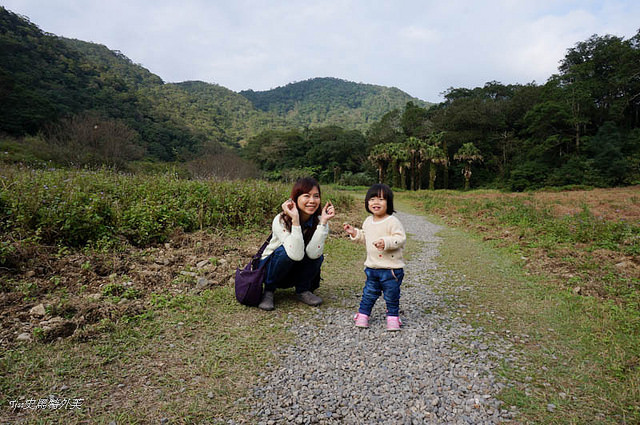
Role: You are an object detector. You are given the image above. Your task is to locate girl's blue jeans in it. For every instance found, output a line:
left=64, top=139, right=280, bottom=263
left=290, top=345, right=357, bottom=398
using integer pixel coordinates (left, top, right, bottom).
left=259, top=245, right=323, bottom=294
left=359, top=267, right=404, bottom=317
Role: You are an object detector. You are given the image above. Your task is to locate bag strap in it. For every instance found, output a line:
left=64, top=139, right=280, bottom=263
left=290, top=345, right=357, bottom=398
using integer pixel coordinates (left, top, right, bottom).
left=252, top=233, right=272, bottom=261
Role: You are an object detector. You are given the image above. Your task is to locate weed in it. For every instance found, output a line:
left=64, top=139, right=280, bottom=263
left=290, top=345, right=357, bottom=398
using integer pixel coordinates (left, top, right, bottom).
left=102, top=283, right=125, bottom=297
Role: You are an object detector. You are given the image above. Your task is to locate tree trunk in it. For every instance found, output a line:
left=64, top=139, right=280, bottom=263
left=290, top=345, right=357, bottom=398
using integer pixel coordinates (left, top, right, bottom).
left=463, top=166, right=472, bottom=190
left=429, top=162, right=436, bottom=190
left=442, top=140, right=449, bottom=189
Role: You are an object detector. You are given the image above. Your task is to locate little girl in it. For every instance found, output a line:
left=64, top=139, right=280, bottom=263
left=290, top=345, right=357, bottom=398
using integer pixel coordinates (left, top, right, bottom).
left=343, top=183, right=406, bottom=331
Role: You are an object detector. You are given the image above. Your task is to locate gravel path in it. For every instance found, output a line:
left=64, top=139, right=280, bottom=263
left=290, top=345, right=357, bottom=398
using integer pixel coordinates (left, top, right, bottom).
left=245, top=212, right=519, bottom=424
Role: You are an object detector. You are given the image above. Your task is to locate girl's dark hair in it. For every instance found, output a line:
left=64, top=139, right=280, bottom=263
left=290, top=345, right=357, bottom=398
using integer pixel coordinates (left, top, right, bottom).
left=281, top=177, right=322, bottom=243
left=365, top=183, right=395, bottom=214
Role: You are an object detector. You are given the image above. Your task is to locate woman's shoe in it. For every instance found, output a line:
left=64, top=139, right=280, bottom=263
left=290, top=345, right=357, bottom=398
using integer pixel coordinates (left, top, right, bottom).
left=354, top=312, right=369, bottom=328
left=258, top=291, right=275, bottom=311
left=296, top=291, right=323, bottom=306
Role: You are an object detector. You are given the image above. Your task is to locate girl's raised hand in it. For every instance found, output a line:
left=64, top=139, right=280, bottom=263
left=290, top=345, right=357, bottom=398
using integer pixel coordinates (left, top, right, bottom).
left=319, top=201, right=335, bottom=224
left=343, top=222, right=356, bottom=237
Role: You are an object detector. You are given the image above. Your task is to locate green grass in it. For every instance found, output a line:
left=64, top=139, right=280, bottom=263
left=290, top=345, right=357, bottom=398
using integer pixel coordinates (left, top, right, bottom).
left=0, top=284, right=295, bottom=423
left=397, top=193, right=640, bottom=424
left=4, top=179, right=637, bottom=423
left=0, top=185, right=363, bottom=424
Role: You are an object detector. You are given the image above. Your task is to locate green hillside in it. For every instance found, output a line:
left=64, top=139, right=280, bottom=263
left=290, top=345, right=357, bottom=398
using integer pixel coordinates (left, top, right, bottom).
left=1, top=6, right=427, bottom=158
left=241, top=77, right=431, bottom=132
left=144, top=81, right=290, bottom=147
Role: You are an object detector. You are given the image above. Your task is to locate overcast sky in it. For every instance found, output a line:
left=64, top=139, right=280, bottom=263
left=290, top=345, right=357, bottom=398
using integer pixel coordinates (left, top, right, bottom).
left=3, top=0, right=639, bottom=102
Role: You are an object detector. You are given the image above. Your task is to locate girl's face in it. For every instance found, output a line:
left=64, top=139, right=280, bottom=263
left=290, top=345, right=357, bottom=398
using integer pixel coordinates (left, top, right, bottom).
left=368, top=193, right=388, bottom=219
left=296, top=186, right=321, bottom=220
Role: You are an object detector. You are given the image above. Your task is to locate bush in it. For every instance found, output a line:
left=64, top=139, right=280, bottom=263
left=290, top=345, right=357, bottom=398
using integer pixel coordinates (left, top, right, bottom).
left=338, top=171, right=375, bottom=187
left=0, top=166, right=292, bottom=249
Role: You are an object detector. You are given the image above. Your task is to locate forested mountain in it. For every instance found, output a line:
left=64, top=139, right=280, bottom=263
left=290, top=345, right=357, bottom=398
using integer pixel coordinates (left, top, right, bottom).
left=241, top=78, right=431, bottom=132
left=0, top=7, right=427, bottom=160
left=245, top=32, right=640, bottom=190
left=3, top=6, right=638, bottom=190
left=0, top=8, right=206, bottom=162
left=145, top=81, right=290, bottom=148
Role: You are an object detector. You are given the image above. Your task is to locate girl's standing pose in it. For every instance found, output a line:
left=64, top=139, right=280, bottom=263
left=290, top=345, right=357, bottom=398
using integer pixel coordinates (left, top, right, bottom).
left=343, top=183, right=406, bottom=331
left=257, top=177, right=336, bottom=311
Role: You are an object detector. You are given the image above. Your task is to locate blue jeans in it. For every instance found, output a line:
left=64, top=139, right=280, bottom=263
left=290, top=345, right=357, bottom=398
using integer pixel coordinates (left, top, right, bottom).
left=359, top=267, right=404, bottom=317
left=259, top=245, right=323, bottom=294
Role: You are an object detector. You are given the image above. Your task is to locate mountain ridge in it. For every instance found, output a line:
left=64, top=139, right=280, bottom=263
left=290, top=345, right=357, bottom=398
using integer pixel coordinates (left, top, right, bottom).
left=1, top=6, right=429, bottom=154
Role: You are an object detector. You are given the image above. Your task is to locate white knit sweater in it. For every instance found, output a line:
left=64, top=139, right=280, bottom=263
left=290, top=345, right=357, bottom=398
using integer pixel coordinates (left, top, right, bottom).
left=350, top=214, right=406, bottom=269
left=261, top=214, right=329, bottom=261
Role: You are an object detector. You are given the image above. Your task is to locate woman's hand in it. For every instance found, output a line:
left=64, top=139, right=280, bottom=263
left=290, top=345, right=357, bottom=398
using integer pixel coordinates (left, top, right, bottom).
left=319, top=201, right=335, bottom=225
left=343, top=222, right=356, bottom=237
left=282, top=199, right=300, bottom=226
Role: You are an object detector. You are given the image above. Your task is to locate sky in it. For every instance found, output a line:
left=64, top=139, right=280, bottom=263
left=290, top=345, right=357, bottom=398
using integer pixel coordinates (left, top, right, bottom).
left=2, top=0, right=639, bottom=102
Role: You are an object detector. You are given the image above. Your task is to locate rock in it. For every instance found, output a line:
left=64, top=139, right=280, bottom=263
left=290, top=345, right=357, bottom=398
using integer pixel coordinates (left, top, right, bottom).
left=17, top=333, right=32, bottom=342
left=197, top=260, right=209, bottom=268
left=30, top=303, right=46, bottom=317
left=196, top=277, right=211, bottom=289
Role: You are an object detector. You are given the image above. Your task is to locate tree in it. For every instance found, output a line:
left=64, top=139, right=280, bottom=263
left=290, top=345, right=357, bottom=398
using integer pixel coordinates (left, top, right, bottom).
left=454, top=142, right=483, bottom=190
left=401, top=102, right=431, bottom=138
left=366, top=109, right=404, bottom=146
left=388, top=142, right=410, bottom=189
left=423, top=144, right=448, bottom=190
left=368, top=143, right=392, bottom=183
left=43, top=112, right=143, bottom=169
left=406, top=137, right=424, bottom=190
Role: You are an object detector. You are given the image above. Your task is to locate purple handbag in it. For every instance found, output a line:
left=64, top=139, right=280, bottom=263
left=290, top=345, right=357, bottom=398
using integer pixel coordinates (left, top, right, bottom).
left=234, top=234, right=272, bottom=306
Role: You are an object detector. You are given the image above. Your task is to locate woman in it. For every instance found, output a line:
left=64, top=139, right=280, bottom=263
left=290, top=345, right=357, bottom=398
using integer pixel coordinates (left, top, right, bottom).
left=257, top=177, right=335, bottom=311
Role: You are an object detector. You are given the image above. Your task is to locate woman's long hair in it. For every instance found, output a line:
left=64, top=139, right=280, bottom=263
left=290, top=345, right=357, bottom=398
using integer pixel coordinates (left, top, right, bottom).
left=281, top=177, right=322, bottom=244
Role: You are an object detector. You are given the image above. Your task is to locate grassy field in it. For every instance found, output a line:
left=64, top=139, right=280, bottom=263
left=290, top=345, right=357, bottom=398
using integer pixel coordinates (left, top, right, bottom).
left=0, top=167, right=360, bottom=423
left=397, top=187, right=640, bottom=424
left=1, top=168, right=638, bottom=423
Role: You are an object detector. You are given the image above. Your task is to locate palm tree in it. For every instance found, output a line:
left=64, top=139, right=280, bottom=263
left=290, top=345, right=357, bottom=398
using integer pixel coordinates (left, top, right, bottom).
left=454, top=142, right=483, bottom=190
left=423, top=144, right=448, bottom=190
left=406, top=137, right=423, bottom=190
left=389, top=142, right=410, bottom=189
left=428, top=131, right=448, bottom=188
left=368, top=143, right=392, bottom=184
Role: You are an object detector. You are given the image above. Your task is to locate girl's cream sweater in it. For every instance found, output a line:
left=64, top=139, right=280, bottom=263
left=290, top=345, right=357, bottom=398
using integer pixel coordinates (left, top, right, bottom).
left=350, top=215, right=406, bottom=269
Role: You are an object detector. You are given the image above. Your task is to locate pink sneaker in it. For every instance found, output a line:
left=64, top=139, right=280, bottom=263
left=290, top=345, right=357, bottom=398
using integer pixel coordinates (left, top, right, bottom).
left=354, top=313, right=369, bottom=328
left=386, top=316, right=402, bottom=331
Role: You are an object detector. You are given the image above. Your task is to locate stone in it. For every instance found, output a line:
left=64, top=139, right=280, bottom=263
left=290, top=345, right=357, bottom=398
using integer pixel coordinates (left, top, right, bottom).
left=30, top=303, right=46, bottom=317
left=17, top=332, right=32, bottom=342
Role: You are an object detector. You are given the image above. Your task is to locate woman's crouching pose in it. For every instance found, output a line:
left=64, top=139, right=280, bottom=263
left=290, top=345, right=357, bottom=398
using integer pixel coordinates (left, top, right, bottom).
left=257, top=177, right=335, bottom=311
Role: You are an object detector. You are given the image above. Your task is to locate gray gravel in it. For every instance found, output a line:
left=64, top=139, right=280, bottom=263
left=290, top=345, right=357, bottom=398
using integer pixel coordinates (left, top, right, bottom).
left=244, top=212, right=519, bottom=424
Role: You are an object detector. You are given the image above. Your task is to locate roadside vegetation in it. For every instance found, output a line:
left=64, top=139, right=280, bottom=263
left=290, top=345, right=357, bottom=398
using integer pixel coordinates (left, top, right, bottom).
left=0, top=165, right=357, bottom=423
left=397, top=187, right=640, bottom=424
left=1, top=165, right=638, bottom=423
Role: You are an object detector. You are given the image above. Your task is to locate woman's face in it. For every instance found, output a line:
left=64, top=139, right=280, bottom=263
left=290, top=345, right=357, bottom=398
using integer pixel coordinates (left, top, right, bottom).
left=296, top=186, right=321, bottom=219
